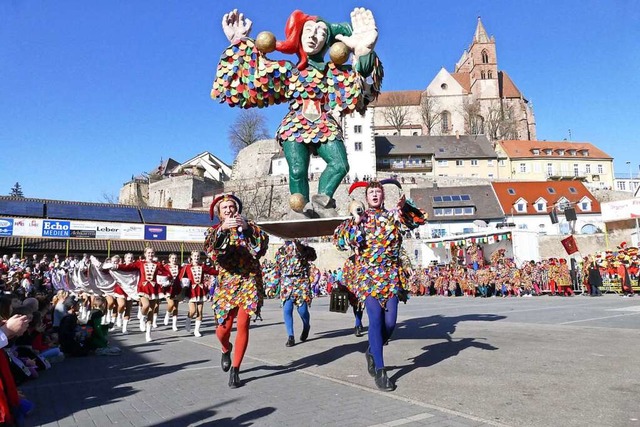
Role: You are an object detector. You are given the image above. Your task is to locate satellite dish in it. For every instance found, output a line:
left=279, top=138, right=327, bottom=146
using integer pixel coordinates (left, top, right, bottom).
left=473, top=220, right=488, bottom=228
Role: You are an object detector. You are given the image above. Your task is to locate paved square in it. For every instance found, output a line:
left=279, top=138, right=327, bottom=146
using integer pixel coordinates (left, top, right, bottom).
left=21, top=294, right=640, bottom=426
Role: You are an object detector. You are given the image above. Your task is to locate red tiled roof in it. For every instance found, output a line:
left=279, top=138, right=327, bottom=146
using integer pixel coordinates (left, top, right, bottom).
left=371, top=90, right=423, bottom=107
left=499, top=140, right=612, bottom=159
left=498, top=71, right=522, bottom=98
left=451, top=73, right=471, bottom=92
left=491, top=181, right=601, bottom=215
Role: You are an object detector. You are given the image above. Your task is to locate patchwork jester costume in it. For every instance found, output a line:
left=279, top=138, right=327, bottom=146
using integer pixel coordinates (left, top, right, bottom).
left=205, top=220, right=268, bottom=325
left=333, top=179, right=426, bottom=391
left=274, top=240, right=317, bottom=346
left=211, top=9, right=383, bottom=213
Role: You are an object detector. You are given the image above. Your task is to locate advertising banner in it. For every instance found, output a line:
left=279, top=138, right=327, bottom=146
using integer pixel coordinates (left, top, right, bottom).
left=42, top=220, right=71, bottom=238
left=166, top=226, right=207, bottom=242
left=13, top=218, right=43, bottom=237
left=144, top=225, right=167, bottom=241
left=0, top=218, right=13, bottom=237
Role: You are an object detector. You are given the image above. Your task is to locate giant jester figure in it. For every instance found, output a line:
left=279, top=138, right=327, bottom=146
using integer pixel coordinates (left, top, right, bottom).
left=211, top=8, right=383, bottom=218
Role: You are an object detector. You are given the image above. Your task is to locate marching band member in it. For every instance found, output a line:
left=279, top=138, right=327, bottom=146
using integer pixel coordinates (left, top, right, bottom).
left=179, top=251, right=218, bottom=337
left=113, top=247, right=173, bottom=342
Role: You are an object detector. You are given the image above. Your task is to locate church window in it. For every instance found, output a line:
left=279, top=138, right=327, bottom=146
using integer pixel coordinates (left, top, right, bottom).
left=487, top=70, right=493, bottom=78
left=481, top=70, right=486, bottom=79
left=441, top=111, right=450, bottom=133
left=481, top=50, right=489, bottom=63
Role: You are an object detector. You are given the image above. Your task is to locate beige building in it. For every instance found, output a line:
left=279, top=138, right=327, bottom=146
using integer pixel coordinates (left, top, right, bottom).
left=119, top=152, right=230, bottom=209
left=375, top=134, right=498, bottom=179
left=496, top=140, right=614, bottom=189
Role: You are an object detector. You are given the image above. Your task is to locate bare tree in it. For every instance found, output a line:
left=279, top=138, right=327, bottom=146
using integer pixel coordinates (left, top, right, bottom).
left=420, top=93, right=442, bottom=136
left=101, top=192, right=118, bottom=204
left=460, top=97, right=482, bottom=135
left=485, top=101, right=502, bottom=141
left=485, top=101, right=519, bottom=141
left=381, top=93, right=411, bottom=135
left=228, top=110, right=270, bottom=155
left=498, top=103, right=519, bottom=140
left=229, top=179, right=284, bottom=221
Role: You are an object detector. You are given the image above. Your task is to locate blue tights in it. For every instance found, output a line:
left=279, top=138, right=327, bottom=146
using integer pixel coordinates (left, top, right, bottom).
left=283, top=298, right=310, bottom=337
left=365, top=296, right=398, bottom=370
left=353, top=306, right=363, bottom=328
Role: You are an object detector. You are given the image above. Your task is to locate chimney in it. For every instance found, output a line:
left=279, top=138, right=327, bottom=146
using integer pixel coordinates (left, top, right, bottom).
left=455, top=131, right=460, bottom=140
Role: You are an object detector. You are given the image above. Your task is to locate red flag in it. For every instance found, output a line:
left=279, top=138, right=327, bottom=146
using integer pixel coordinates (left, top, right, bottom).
left=561, top=235, right=579, bottom=255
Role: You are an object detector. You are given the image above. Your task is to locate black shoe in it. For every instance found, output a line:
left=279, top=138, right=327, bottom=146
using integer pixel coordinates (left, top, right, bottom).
left=221, top=343, right=232, bottom=372
left=374, top=369, right=395, bottom=392
left=300, top=326, right=310, bottom=342
left=228, top=367, right=241, bottom=388
left=355, top=326, right=364, bottom=337
left=285, top=336, right=295, bottom=347
left=365, top=347, right=375, bottom=377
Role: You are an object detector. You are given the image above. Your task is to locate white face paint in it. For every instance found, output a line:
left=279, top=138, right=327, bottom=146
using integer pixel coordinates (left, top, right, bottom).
left=301, top=20, right=328, bottom=55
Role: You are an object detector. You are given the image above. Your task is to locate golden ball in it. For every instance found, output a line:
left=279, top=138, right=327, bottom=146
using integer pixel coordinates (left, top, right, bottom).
left=289, top=193, right=307, bottom=212
left=255, top=31, right=276, bottom=54
left=329, top=41, right=350, bottom=65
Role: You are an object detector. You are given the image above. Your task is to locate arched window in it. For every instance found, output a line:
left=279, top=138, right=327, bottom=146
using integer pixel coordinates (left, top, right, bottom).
left=487, top=70, right=493, bottom=79
left=481, top=70, right=486, bottom=79
left=441, top=111, right=450, bottom=133
left=481, top=50, right=489, bottom=63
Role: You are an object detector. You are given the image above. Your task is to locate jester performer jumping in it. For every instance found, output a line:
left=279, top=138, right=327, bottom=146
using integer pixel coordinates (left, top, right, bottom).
left=333, top=179, right=426, bottom=391
left=204, top=194, right=269, bottom=388
left=211, top=8, right=383, bottom=217
left=274, top=239, right=317, bottom=347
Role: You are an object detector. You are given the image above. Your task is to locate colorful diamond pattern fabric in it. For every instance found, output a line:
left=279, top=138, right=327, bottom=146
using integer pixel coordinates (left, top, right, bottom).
left=204, top=223, right=269, bottom=324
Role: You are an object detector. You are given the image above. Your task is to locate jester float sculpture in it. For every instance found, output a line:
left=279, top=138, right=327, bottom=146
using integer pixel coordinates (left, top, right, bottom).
left=211, top=8, right=383, bottom=218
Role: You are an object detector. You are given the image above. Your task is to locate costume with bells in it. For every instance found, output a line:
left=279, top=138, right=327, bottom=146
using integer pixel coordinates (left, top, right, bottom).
left=333, top=179, right=426, bottom=391
left=204, top=194, right=269, bottom=388
left=211, top=9, right=383, bottom=216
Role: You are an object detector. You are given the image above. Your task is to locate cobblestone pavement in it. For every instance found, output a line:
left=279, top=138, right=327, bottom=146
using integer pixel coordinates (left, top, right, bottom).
left=21, top=294, right=640, bottom=427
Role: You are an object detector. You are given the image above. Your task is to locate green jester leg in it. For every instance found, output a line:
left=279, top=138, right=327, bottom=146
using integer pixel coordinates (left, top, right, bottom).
left=315, top=139, right=350, bottom=207
left=282, top=140, right=311, bottom=203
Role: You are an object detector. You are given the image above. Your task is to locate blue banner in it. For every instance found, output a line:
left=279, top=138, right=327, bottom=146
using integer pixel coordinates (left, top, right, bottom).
left=42, top=220, right=71, bottom=238
left=144, top=225, right=167, bottom=240
left=0, top=218, right=14, bottom=237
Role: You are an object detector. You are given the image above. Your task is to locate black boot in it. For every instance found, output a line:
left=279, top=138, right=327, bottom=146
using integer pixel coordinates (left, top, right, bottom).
left=285, top=336, right=295, bottom=347
left=365, top=347, right=375, bottom=377
left=228, top=367, right=241, bottom=388
left=221, top=343, right=232, bottom=372
left=300, top=326, right=310, bottom=342
left=374, top=369, right=395, bottom=392
left=355, top=326, right=364, bottom=337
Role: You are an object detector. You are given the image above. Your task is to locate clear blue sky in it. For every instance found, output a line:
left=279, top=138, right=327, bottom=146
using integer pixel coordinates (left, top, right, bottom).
left=2, top=0, right=639, bottom=202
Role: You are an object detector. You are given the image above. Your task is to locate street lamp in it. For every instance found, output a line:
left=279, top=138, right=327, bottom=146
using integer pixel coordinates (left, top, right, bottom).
left=627, top=161, right=632, bottom=180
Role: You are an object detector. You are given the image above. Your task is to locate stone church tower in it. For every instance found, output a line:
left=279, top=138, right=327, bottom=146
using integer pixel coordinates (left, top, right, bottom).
left=366, top=17, right=536, bottom=142
left=456, top=18, right=499, bottom=100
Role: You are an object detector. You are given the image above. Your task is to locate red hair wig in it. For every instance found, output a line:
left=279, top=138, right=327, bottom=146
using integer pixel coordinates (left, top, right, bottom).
left=275, top=10, right=317, bottom=70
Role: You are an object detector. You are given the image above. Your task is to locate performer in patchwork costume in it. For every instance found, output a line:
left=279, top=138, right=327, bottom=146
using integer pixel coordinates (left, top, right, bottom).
left=333, top=179, right=426, bottom=391
left=205, top=194, right=269, bottom=388
left=274, top=240, right=317, bottom=347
